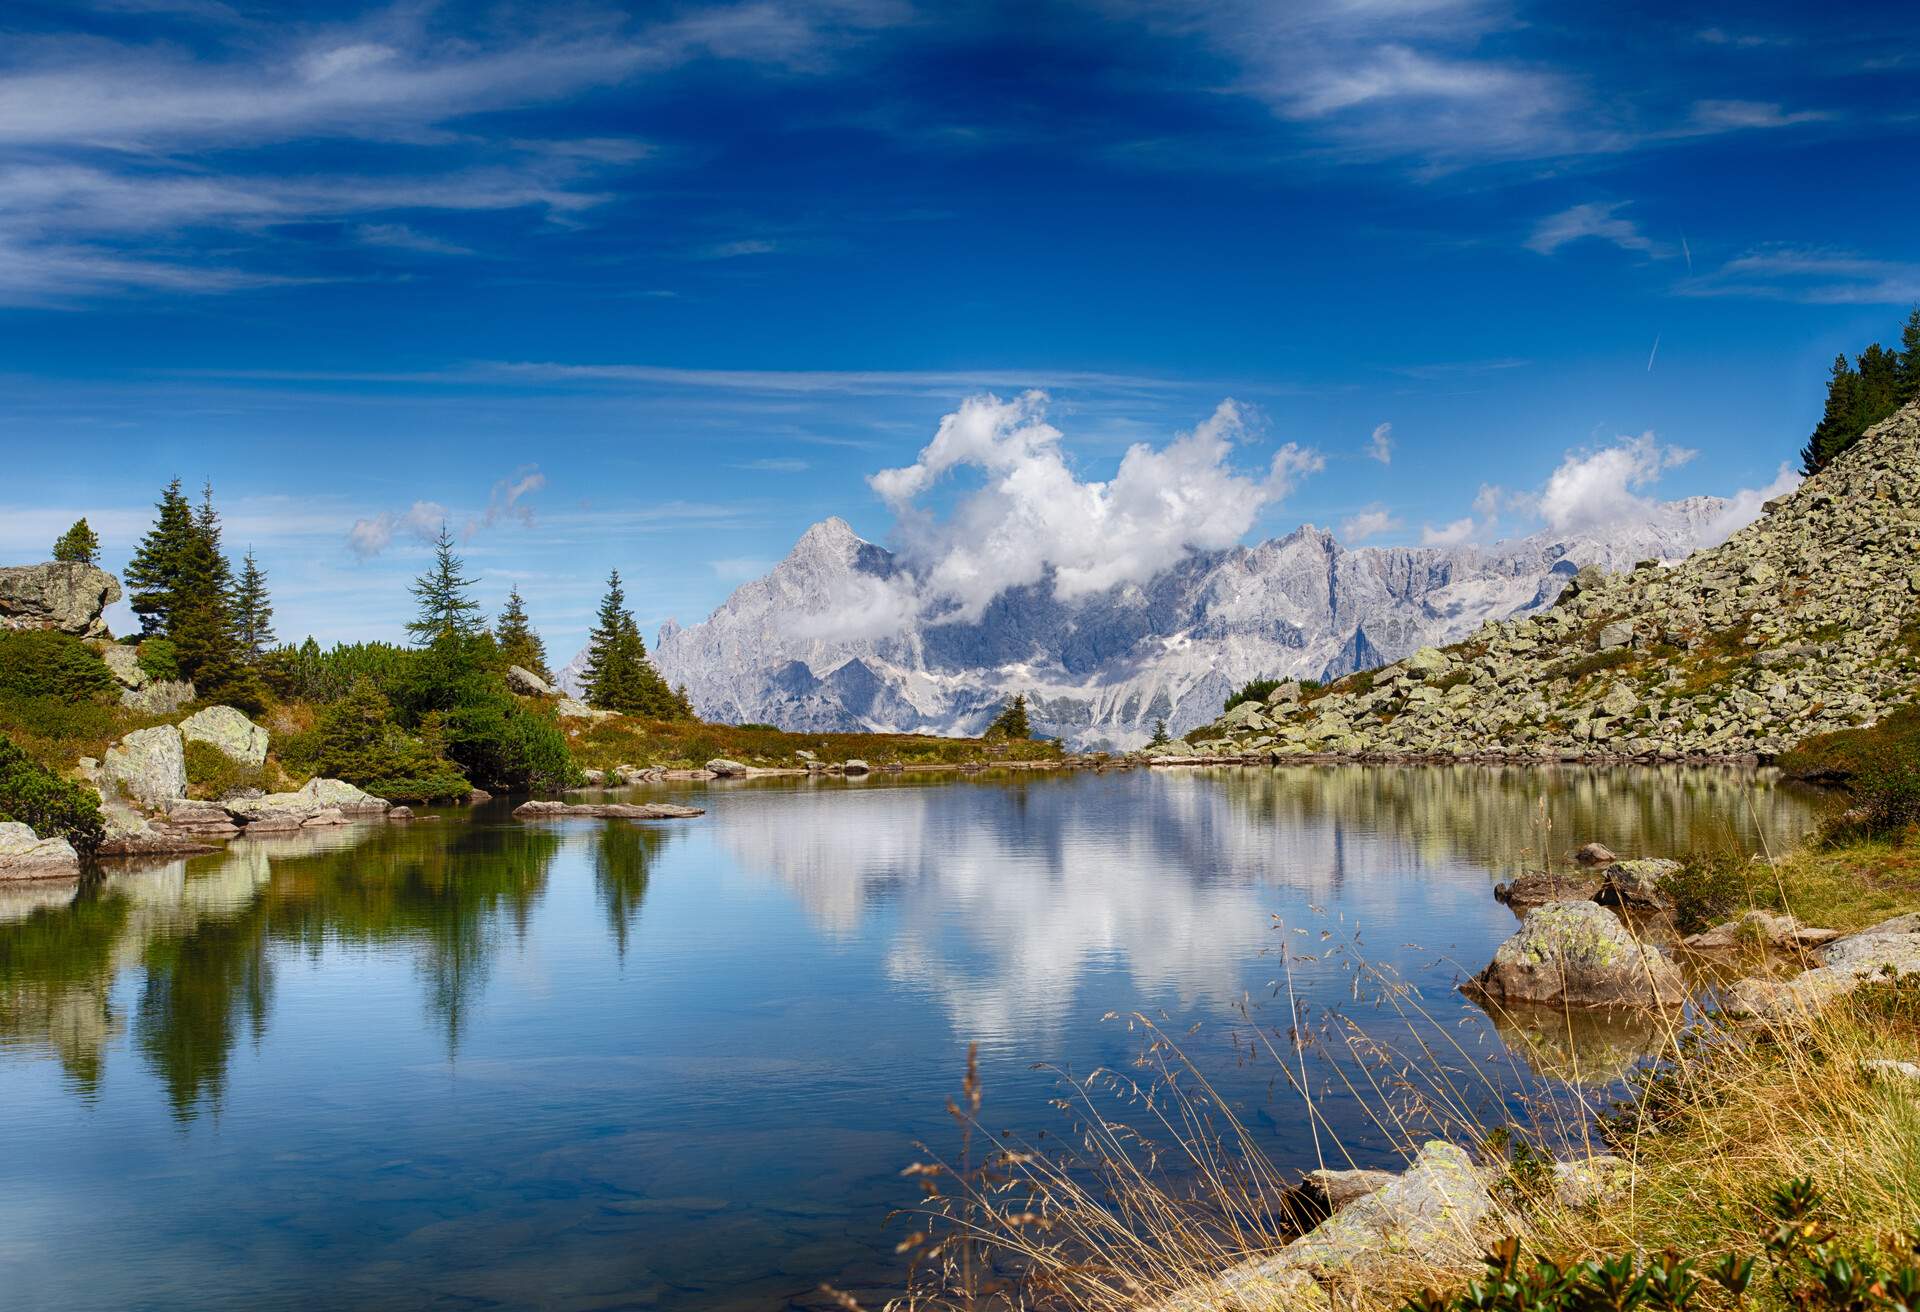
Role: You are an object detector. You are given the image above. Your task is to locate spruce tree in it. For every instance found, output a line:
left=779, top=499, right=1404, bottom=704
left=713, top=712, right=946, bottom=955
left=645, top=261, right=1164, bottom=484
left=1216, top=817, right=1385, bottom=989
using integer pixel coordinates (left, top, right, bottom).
left=987, top=693, right=1031, bottom=739
left=171, top=483, right=262, bottom=708
left=581, top=571, right=636, bottom=711
left=52, top=518, right=100, bottom=566
left=407, top=525, right=483, bottom=646
left=1150, top=718, right=1170, bottom=747
left=495, top=587, right=550, bottom=679
left=234, top=550, right=275, bottom=660
left=1898, top=306, right=1920, bottom=402
left=124, top=478, right=197, bottom=636
left=1853, top=342, right=1900, bottom=430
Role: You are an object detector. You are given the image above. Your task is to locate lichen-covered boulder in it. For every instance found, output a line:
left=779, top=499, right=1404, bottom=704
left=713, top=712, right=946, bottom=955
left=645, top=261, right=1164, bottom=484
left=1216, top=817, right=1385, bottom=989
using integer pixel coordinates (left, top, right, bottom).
left=180, top=705, right=269, bottom=767
left=1470, top=900, right=1685, bottom=1008
left=0, top=562, right=120, bottom=637
left=0, top=822, right=80, bottom=878
left=706, top=758, right=749, bottom=777
left=506, top=665, right=556, bottom=696
left=1596, top=858, right=1683, bottom=911
left=295, top=778, right=387, bottom=814
left=101, top=725, right=188, bottom=808
left=98, top=644, right=148, bottom=689
left=121, top=679, right=194, bottom=714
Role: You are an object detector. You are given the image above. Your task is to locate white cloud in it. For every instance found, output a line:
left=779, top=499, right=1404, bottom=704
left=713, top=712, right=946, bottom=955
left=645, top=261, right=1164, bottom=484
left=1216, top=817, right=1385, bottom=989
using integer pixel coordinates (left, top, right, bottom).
left=1686, top=100, right=1831, bottom=131
left=1679, top=246, right=1920, bottom=305
left=710, top=556, right=775, bottom=581
left=1366, top=421, right=1393, bottom=464
left=1526, top=202, right=1669, bottom=257
left=1419, top=517, right=1476, bottom=547
left=348, top=499, right=447, bottom=559
left=733, top=456, right=812, bottom=472
left=464, top=466, right=547, bottom=539
left=1340, top=507, right=1401, bottom=543
left=1537, top=432, right=1695, bottom=533
left=353, top=222, right=473, bottom=256
left=865, top=392, right=1322, bottom=623
left=1698, top=463, right=1803, bottom=547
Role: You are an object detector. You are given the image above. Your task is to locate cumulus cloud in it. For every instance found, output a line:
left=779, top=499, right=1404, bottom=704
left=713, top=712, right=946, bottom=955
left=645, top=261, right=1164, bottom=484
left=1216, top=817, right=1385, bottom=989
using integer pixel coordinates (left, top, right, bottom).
left=1420, top=517, right=1476, bottom=547
left=1341, top=507, right=1402, bottom=543
left=1537, top=432, right=1695, bottom=532
left=864, top=391, right=1322, bottom=624
left=1698, top=462, right=1803, bottom=547
left=348, top=499, right=447, bottom=559
left=1366, top=421, right=1393, bottom=464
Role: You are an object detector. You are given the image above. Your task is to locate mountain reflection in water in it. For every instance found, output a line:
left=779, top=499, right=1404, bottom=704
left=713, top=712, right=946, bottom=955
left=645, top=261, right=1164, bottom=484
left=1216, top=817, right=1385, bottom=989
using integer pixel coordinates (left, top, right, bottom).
left=0, top=766, right=1819, bottom=1311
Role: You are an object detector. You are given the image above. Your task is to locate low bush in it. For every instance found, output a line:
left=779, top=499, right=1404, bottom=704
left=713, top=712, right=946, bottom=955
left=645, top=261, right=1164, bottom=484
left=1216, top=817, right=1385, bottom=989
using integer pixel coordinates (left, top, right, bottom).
left=1781, top=704, right=1920, bottom=841
left=0, top=734, right=104, bottom=855
left=135, top=637, right=180, bottom=683
left=0, top=694, right=123, bottom=766
left=1223, top=678, right=1282, bottom=713
left=441, top=699, right=581, bottom=793
left=278, top=677, right=470, bottom=803
left=0, top=630, right=117, bottom=701
left=182, top=738, right=264, bottom=801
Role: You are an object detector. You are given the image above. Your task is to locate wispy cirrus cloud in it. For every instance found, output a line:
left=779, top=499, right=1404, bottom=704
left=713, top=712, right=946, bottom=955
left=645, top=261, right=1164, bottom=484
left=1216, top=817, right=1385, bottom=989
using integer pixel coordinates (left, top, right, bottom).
left=1526, top=202, right=1671, bottom=258
left=1678, top=246, right=1920, bottom=305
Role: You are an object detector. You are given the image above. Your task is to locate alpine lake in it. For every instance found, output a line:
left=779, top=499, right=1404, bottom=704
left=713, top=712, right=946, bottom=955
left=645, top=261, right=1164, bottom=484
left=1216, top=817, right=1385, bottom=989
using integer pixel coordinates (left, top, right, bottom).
left=0, top=765, right=1822, bottom=1310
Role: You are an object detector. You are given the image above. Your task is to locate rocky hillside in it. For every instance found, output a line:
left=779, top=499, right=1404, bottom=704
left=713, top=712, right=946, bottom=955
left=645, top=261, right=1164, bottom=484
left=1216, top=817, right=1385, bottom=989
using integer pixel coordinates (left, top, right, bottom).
left=1156, top=399, right=1920, bottom=763
left=604, top=500, right=1737, bottom=750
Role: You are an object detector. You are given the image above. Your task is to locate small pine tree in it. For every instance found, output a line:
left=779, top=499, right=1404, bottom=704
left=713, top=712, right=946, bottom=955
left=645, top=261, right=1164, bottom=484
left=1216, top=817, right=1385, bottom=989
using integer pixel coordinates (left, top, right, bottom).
left=987, top=693, right=1032, bottom=739
left=1150, top=718, right=1170, bottom=747
left=234, top=550, right=275, bottom=660
left=52, top=518, right=100, bottom=566
left=495, top=587, right=550, bottom=679
left=1900, top=306, right=1920, bottom=402
left=406, top=526, right=483, bottom=646
left=124, top=478, right=197, bottom=636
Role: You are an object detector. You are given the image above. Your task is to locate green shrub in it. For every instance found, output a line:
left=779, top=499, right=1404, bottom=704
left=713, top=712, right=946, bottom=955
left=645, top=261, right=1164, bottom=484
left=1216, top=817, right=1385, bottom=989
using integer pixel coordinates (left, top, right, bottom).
left=442, top=699, right=581, bottom=793
left=0, top=734, right=104, bottom=855
left=1782, top=704, right=1920, bottom=840
left=182, top=738, right=263, bottom=801
left=0, top=631, right=116, bottom=701
left=135, top=637, right=180, bottom=682
left=1224, top=678, right=1282, bottom=713
left=278, top=677, right=470, bottom=803
left=0, top=695, right=122, bottom=764
left=1659, top=848, right=1756, bottom=935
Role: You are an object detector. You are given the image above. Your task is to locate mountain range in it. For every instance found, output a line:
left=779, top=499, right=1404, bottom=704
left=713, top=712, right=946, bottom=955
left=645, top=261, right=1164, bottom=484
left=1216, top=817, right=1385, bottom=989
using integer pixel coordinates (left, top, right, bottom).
left=559, top=498, right=1740, bottom=749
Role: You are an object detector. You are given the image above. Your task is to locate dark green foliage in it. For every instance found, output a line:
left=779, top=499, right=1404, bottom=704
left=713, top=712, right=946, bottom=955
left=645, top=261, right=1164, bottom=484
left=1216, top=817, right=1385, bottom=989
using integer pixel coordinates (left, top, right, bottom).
left=580, top=570, right=684, bottom=717
left=182, top=738, right=262, bottom=802
left=0, top=631, right=116, bottom=701
left=440, top=700, right=580, bottom=793
left=1402, top=1179, right=1917, bottom=1312
left=1800, top=308, right=1920, bottom=475
left=1224, top=678, right=1281, bottom=713
left=1659, top=846, right=1755, bottom=935
left=52, top=518, right=100, bottom=565
left=136, top=638, right=180, bottom=682
left=260, top=639, right=416, bottom=705
left=495, top=586, right=549, bottom=680
left=1149, top=718, right=1170, bottom=747
left=1781, top=704, right=1920, bottom=840
left=278, top=678, right=471, bottom=803
left=124, top=479, right=196, bottom=636
left=986, top=693, right=1032, bottom=739
left=233, top=551, right=274, bottom=659
left=406, top=526, right=483, bottom=645
left=0, top=734, right=104, bottom=855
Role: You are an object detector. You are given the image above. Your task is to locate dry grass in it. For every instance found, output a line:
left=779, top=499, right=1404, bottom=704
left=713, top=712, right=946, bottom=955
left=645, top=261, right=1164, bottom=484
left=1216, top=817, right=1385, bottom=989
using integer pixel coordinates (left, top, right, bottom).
left=877, top=830, right=1920, bottom=1312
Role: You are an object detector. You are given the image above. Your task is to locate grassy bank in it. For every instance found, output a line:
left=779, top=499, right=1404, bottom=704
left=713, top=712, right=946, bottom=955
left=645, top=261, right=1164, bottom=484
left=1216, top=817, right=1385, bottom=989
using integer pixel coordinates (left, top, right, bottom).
left=562, top=714, right=1067, bottom=772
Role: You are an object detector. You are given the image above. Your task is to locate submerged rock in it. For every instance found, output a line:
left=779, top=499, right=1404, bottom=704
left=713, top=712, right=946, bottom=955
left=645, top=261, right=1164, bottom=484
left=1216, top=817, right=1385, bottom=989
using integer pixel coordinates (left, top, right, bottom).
left=1470, top=900, right=1685, bottom=1009
left=1573, top=842, right=1617, bottom=866
left=512, top=800, right=705, bottom=820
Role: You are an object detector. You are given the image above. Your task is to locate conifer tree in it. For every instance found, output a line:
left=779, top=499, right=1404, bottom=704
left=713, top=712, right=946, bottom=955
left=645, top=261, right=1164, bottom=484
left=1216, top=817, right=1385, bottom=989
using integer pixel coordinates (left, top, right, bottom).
left=495, top=587, right=550, bottom=679
left=1150, top=718, right=1170, bottom=747
left=987, top=693, right=1031, bottom=739
left=52, top=518, right=100, bottom=565
left=124, top=479, right=197, bottom=636
left=1899, top=306, right=1920, bottom=402
left=581, top=571, right=683, bottom=716
left=407, top=525, right=483, bottom=646
left=234, top=550, right=275, bottom=660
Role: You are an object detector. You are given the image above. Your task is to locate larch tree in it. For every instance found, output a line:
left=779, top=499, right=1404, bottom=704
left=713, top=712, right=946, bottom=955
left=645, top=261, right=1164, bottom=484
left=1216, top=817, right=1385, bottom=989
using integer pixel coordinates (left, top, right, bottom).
left=407, top=526, right=484, bottom=646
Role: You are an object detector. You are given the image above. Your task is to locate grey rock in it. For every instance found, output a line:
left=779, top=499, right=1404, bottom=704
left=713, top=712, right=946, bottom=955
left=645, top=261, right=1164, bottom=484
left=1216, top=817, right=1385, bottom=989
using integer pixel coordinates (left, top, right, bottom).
left=1551, top=1156, right=1631, bottom=1209
left=98, top=643, right=148, bottom=689
left=705, top=758, right=750, bottom=777
left=1573, top=842, right=1617, bottom=866
left=101, top=725, right=188, bottom=808
left=512, top=800, right=705, bottom=820
left=0, top=822, right=80, bottom=878
left=1726, top=914, right=1920, bottom=1019
left=1596, top=859, right=1683, bottom=911
left=1470, top=900, right=1686, bottom=1008
left=179, top=705, right=269, bottom=767
left=841, top=759, right=872, bottom=775
left=0, top=562, right=121, bottom=638
left=121, top=679, right=194, bottom=714
left=506, top=665, right=557, bottom=696
left=1597, top=620, right=1635, bottom=650
left=1494, top=871, right=1602, bottom=915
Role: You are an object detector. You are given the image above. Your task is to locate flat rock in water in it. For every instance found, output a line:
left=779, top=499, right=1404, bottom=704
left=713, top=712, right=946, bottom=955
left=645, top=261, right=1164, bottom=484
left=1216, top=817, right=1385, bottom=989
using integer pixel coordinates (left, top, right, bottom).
left=1573, top=842, right=1617, bottom=866
left=0, top=821, right=80, bottom=879
left=705, top=758, right=749, bottom=777
left=513, top=800, right=705, bottom=820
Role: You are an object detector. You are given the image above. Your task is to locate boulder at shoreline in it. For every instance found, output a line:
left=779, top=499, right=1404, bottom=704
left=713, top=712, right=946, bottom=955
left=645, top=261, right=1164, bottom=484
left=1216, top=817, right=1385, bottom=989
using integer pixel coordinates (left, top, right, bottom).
left=1470, top=900, right=1685, bottom=1009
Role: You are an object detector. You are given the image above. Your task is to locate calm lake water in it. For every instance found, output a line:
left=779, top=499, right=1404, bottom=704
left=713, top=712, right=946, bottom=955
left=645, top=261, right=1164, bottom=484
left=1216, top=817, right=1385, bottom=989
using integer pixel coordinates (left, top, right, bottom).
left=0, top=766, right=1820, bottom=1310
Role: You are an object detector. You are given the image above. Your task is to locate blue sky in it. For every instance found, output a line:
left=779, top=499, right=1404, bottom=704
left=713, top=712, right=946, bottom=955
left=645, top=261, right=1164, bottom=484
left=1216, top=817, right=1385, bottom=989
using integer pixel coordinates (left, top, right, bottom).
left=1, top=0, right=1916, bottom=659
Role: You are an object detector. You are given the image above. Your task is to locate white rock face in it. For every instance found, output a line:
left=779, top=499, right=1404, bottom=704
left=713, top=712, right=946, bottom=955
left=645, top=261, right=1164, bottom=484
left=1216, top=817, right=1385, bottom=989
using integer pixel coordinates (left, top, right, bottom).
left=101, top=725, right=188, bottom=808
left=585, top=503, right=1732, bottom=749
left=180, top=705, right=269, bottom=767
